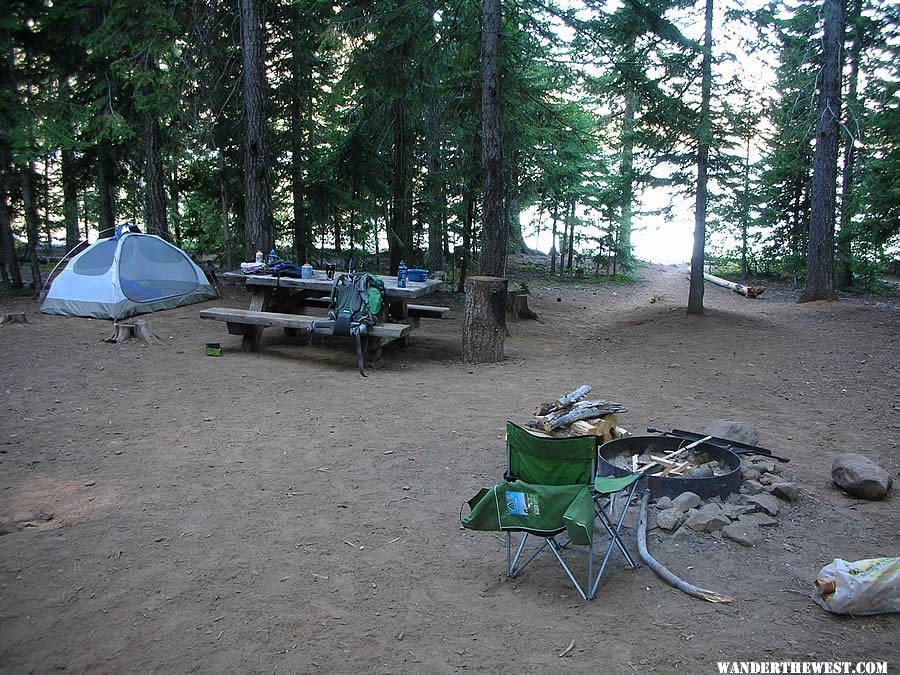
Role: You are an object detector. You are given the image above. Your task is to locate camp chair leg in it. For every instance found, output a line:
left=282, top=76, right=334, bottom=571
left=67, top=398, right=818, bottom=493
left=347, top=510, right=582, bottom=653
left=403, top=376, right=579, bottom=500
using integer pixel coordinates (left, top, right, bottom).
left=590, top=480, right=643, bottom=598
left=547, top=538, right=588, bottom=600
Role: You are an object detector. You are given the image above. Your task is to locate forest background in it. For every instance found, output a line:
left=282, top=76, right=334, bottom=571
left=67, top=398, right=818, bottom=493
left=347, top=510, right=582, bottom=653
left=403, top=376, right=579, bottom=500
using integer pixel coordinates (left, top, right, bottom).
left=0, top=0, right=897, bottom=299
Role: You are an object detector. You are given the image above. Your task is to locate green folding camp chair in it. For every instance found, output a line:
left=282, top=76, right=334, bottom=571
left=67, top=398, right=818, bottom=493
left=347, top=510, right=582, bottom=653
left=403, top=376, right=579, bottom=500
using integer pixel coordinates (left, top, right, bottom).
left=461, top=422, right=642, bottom=600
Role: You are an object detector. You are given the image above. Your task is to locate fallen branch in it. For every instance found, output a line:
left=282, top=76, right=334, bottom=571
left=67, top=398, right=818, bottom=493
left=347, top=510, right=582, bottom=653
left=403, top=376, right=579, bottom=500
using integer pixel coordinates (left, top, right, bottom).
left=637, top=490, right=733, bottom=604
left=703, top=272, right=766, bottom=299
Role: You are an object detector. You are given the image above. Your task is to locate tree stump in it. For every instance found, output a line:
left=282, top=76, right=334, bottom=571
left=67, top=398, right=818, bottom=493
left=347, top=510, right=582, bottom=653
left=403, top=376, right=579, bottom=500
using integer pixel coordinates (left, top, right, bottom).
left=463, top=276, right=507, bottom=363
left=507, top=284, right=538, bottom=320
left=105, top=319, right=158, bottom=344
left=0, top=312, right=28, bottom=326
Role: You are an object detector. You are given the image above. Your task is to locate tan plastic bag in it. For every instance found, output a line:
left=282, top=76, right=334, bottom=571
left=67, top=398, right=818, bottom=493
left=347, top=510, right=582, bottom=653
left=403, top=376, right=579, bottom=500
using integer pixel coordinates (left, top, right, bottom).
left=813, top=557, right=900, bottom=616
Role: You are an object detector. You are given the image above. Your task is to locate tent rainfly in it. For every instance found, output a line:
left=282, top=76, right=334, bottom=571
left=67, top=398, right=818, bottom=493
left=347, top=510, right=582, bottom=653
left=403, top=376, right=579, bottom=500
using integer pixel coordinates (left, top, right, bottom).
left=42, top=225, right=217, bottom=320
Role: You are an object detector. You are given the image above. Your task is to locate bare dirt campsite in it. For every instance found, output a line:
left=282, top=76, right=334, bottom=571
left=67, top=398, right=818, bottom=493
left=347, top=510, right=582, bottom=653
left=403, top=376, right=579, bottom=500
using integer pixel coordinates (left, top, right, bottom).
left=0, top=264, right=897, bottom=672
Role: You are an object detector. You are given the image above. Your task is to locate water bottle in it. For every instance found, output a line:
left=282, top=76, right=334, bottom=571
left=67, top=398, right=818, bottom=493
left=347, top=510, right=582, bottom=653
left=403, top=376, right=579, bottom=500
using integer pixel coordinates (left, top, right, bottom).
left=268, top=248, right=276, bottom=265
left=255, top=249, right=263, bottom=264
left=397, top=260, right=408, bottom=288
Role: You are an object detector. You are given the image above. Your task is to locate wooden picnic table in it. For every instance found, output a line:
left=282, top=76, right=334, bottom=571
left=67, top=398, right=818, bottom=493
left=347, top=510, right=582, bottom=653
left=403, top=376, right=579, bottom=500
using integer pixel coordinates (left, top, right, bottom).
left=204, top=269, right=448, bottom=365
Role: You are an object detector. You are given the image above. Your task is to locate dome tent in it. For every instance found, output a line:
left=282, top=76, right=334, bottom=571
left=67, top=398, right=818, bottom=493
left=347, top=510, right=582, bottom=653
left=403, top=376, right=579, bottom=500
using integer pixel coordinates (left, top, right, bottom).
left=41, top=225, right=217, bottom=320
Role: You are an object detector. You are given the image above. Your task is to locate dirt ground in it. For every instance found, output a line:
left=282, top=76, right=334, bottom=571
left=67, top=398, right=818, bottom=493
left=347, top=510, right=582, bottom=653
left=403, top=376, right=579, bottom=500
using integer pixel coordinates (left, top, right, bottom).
left=1, top=263, right=897, bottom=673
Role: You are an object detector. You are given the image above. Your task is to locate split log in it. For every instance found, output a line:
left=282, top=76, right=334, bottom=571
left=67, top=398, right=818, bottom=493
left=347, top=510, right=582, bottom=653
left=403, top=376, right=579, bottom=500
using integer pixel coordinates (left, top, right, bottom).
left=545, top=400, right=628, bottom=430
left=703, top=272, right=766, bottom=298
left=534, top=385, right=592, bottom=416
left=462, top=276, right=507, bottom=364
left=814, top=577, right=836, bottom=597
left=0, top=312, right=28, bottom=326
left=637, top=490, right=733, bottom=604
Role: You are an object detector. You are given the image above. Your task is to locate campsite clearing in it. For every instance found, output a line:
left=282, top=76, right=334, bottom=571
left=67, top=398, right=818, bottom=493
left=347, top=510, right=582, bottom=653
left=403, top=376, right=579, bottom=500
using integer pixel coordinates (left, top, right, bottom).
left=0, top=263, right=897, bottom=671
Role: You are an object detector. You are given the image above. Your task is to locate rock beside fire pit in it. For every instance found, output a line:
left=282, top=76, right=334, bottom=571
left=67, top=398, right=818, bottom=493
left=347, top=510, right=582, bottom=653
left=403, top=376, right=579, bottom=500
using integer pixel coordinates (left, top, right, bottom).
left=831, top=452, right=892, bottom=500
left=650, top=445, right=796, bottom=547
left=722, top=520, right=762, bottom=547
left=685, top=504, right=730, bottom=532
left=671, top=491, right=701, bottom=512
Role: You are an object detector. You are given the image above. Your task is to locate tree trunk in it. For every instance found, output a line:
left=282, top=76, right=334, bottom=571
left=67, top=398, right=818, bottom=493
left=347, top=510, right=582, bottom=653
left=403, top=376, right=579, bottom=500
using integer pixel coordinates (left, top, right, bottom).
left=619, top=87, right=636, bottom=267
left=20, top=162, right=43, bottom=292
left=425, top=96, right=445, bottom=272
left=457, top=175, right=476, bottom=293
left=240, top=0, right=275, bottom=260
left=566, top=199, right=575, bottom=271
left=0, top=161, right=21, bottom=287
left=62, top=148, right=80, bottom=250
left=507, top=150, right=529, bottom=254
left=740, top=134, right=750, bottom=282
left=390, top=98, right=413, bottom=271
left=217, top=150, right=234, bottom=269
left=835, top=0, right=861, bottom=291
left=97, top=147, right=116, bottom=237
left=549, top=201, right=558, bottom=275
left=687, top=0, right=713, bottom=315
left=479, top=0, right=506, bottom=278
left=144, top=110, right=169, bottom=237
left=170, top=165, right=182, bottom=245
left=799, top=0, right=845, bottom=303
left=290, top=4, right=309, bottom=264
left=463, top=275, right=507, bottom=363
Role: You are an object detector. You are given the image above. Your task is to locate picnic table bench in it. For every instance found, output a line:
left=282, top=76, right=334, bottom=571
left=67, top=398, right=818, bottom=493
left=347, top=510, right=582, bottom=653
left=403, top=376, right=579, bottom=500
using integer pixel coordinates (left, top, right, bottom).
left=202, top=269, right=448, bottom=367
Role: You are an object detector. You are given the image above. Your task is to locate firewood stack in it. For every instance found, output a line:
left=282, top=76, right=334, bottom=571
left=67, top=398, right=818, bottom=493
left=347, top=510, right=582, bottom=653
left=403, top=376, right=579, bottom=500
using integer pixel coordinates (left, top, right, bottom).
left=525, top=385, right=628, bottom=442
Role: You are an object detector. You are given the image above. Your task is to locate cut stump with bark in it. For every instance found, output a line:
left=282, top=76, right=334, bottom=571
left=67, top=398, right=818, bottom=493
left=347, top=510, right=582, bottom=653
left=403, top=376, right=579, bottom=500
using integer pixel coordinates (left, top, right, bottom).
left=463, top=276, right=507, bottom=364
left=105, top=319, right=158, bottom=345
left=0, top=312, right=28, bottom=326
left=507, top=284, right=538, bottom=320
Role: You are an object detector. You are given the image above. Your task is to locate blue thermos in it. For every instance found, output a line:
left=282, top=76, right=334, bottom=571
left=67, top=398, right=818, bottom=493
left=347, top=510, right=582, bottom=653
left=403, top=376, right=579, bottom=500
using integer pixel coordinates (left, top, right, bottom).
left=397, top=261, right=408, bottom=288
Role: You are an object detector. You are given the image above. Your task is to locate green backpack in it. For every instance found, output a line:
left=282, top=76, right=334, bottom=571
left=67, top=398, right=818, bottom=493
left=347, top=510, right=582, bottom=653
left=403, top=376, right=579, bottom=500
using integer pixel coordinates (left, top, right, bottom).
left=311, top=272, right=386, bottom=376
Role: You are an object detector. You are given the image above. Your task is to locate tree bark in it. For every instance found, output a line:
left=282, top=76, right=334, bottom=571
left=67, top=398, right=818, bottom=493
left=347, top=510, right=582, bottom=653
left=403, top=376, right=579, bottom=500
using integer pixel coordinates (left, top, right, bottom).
left=170, top=165, right=182, bottom=245
left=0, top=133, right=21, bottom=288
left=20, top=163, right=43, bottom=291
left=97, top=146, right=116, bottom=237
left=740, top=134, right=750, bottom=282
left=290, top=4, right=310, bottom=264
left=479, top=0, right=506, bottom=278
left=549, top=201, right=558, bottom=275
left=835, top=0, right=861, bottom=290
left=619, top=87, right=636, bottom=267
left=566, top=199, right=575, bottom=271
left=799, top=0, right=845, bottom=303
left=425, top=96, right=445, bottom=271
left=389, top=98, right=413, bottom=271
left=62, top=148, right=80, bottom=250
left=240, top=0, right=275, bottom=259
left=687, top=0, right=713, bottom=315
left=144, top=110, right=169, bottom=237
left=463, top=275, right=507, bottom=363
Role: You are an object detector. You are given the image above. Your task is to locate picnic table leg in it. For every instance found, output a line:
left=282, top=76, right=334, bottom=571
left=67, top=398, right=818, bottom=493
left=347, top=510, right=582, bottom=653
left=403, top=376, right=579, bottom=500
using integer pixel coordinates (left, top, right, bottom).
left=387, top=299, right=412, bottom=347
left=364, top=335, right=384, bottom=369
left=242, top=288, right=270, bottom=352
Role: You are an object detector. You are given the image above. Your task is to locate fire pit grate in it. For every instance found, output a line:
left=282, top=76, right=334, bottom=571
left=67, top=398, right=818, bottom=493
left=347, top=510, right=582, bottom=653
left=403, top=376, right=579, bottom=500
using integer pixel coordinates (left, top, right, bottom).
left=597, top=436, right=742, bottom=499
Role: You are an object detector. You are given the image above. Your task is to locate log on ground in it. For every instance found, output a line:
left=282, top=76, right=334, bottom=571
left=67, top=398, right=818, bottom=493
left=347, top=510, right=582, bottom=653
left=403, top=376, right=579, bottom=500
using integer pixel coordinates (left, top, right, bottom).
left=703, top=272, right=766, bottom=298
